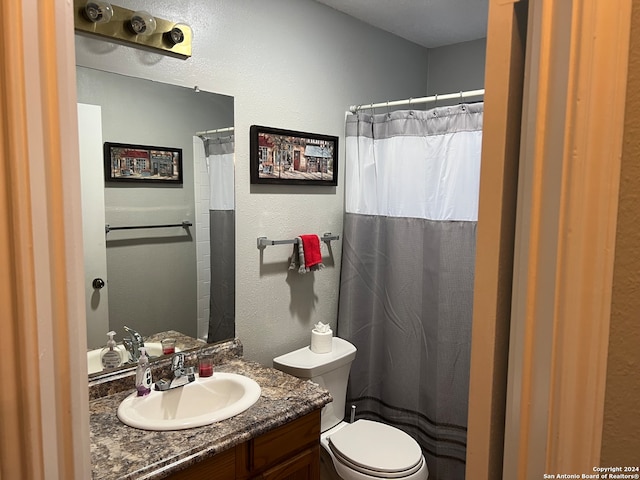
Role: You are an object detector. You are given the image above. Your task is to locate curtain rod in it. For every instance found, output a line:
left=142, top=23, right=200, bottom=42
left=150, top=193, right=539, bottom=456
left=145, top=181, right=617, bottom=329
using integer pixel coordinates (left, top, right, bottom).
left=349, top=88, right=485, bottom=113
left=196, top=126, right=235, bottom=136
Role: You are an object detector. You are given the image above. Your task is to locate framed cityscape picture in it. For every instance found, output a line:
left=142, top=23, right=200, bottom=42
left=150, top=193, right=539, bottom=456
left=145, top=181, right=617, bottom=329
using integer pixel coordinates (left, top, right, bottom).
left=250, top=125, right=338, bottom=186
left=104, top=142, right=183, bottom=184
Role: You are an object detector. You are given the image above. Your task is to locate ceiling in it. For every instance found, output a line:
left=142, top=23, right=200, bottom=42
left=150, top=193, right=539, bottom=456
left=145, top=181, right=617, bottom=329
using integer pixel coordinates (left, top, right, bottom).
left=314, top=0, right=489, bottom=49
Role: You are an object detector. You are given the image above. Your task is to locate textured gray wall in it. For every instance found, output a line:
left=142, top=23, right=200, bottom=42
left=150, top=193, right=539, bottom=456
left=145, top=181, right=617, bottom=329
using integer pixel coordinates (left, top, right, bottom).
left=427, top=38, right=487, bottom=105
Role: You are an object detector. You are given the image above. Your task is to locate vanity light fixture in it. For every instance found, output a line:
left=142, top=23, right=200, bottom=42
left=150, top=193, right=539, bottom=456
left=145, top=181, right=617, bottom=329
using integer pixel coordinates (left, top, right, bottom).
left=73, top=0, right=192, bottom=59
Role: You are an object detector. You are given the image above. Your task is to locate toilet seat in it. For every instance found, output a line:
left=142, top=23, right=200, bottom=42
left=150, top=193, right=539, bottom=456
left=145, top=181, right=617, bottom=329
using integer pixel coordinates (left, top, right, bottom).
left=327, top=420, right=424, bottom=478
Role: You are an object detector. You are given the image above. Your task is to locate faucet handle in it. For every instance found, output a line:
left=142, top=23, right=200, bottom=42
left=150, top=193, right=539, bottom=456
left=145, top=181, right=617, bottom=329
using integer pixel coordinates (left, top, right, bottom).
left=123, top=326, right=144, bottom=362
left=172, top=353, right=185, bottom=371
left=124, top=325, right=144, bottom=344
left=122, top=337, right=134, bottom=362
left=154, top=353, right=195, bottom=391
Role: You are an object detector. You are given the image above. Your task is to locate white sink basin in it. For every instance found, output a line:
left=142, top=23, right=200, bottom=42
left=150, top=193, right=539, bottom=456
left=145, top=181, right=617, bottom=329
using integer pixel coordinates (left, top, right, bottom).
left=86, top=343, right=180, bottom=375
left=117, top=372, right=261, bottom=431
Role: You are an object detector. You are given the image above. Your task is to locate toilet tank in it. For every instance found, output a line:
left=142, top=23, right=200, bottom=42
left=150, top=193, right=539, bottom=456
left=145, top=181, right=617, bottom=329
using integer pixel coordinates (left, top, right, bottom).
left=273, top=337, right=357, bottom=432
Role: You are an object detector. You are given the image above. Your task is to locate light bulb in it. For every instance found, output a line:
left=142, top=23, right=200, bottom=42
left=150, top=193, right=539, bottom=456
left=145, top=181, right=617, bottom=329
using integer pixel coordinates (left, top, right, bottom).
left=164, top=23, right=191, bottom=46
left=165, top=26, right=184, bottom=45
left=84, top=1, right=113, bottom=24
left=129, top=11, right=156, bottom=36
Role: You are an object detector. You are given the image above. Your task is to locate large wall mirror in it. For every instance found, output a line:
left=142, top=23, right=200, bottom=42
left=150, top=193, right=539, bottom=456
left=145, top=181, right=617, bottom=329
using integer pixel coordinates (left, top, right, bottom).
left=77, top=66, right=235, bottom=377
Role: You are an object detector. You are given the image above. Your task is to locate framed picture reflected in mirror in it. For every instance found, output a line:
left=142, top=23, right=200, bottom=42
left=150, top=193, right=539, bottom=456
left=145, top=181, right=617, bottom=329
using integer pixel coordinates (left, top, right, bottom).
left=104, top=142, right=183, bottom=185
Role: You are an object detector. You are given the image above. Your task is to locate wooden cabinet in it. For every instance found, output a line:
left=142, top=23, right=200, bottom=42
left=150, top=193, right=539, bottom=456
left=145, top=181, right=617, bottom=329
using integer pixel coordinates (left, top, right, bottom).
left=239, top=409, right=320, bottom=480
left=166, top=447, right=236, bottom=480
left=258, top=446, right=320, bottom=480
left=166, top=410, right=321, bottom=480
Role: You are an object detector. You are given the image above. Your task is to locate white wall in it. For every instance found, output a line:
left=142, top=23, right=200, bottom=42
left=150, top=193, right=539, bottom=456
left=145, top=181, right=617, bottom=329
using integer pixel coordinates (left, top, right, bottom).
left=75, top=0, right=432, bottom=365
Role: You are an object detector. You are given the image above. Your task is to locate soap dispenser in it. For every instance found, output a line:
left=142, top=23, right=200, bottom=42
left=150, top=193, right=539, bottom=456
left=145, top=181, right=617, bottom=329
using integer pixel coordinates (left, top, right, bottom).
left=135, top=347, right=153, bottom=396
left=100, top=331, right=123, bottom=370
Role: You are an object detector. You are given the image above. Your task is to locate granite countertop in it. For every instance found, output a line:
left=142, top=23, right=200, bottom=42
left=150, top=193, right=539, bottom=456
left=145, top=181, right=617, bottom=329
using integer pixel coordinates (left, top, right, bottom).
left=90, top=348, right=332, bottom=480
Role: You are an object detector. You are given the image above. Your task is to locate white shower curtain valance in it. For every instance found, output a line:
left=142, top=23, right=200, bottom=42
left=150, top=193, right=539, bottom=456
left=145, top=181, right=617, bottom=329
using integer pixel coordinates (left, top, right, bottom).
left=345, top=104, right=483, bottom=221
left=204, top=134, right=235, bottom=211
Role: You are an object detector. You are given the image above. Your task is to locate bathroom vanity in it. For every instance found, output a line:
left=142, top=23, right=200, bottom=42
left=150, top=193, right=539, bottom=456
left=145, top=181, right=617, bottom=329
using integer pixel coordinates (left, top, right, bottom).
left=165, top=410, right=320, bottom=479
left=89, top=337, right=331, bottom=480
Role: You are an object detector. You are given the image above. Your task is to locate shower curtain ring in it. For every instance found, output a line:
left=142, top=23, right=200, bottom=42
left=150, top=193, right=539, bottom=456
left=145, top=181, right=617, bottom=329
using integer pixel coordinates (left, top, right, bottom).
left=434, top=94, right=438, bottom=107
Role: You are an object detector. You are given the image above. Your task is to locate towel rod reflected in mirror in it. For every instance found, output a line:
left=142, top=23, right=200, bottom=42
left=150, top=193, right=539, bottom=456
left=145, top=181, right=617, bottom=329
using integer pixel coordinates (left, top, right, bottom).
left=105, top=221, right=193, bottom=234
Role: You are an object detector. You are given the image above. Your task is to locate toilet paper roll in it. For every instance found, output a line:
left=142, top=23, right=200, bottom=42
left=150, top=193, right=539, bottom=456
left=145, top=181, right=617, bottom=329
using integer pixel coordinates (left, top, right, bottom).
left=311, top=330, right=332, bottom=353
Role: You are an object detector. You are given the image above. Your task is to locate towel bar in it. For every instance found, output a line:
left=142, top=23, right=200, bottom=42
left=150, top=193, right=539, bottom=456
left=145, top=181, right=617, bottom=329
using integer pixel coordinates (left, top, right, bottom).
left=105, top=221, right=192, bottom=234
left=257, top=233, right=340, bottom=249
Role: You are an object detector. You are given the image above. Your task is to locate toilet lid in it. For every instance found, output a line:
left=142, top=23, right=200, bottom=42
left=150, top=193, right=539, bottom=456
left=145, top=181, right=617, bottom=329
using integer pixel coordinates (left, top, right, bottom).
left=328, top=420, right=423, bottom=477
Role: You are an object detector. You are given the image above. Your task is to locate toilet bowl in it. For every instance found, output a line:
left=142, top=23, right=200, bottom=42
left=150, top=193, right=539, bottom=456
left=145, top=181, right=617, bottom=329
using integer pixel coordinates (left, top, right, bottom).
left=273, top=337, right=429, bottom=480
left=321, top=420, right=428, bottom=480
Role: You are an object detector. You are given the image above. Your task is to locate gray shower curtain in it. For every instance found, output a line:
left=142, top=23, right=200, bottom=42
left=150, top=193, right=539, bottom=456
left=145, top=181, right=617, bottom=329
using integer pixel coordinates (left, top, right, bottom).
left=202, top=134, right=235, bottom=342
left=337, top=104, right=483, bottom=480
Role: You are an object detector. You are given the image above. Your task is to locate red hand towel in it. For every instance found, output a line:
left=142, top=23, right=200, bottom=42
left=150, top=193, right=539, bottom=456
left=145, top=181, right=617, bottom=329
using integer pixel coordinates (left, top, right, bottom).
left=300, top=234, right=324, bottom=270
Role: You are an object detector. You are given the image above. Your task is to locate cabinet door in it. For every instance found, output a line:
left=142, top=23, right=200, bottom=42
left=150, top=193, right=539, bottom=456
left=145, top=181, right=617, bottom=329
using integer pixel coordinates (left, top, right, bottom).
left=165, top=446, right=235, bottom=480
left=251, top=410, right=320, bottom=472
left=257, top=445, right=320, bottom=480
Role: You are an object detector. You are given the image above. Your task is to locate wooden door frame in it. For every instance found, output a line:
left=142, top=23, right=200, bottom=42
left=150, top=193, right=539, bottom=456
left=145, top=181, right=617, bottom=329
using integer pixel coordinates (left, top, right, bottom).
left=469, top=0, right=632, bottom=478
left=1, top=0, right=90, bottom=478
left=466, top=0, right=528, bottom=477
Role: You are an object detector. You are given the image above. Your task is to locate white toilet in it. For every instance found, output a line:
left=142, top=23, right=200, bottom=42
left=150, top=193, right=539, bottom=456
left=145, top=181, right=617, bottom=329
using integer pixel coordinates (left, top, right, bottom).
left=273, top=337, right=429, bottom=480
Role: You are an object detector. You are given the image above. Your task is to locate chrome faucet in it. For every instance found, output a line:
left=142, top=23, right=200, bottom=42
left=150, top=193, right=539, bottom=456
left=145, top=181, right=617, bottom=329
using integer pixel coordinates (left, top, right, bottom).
left=123, top=326, right=145, bottom=363
left=154, top=353, right=196, bottom=391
